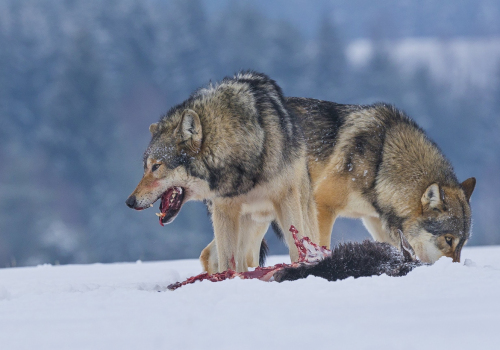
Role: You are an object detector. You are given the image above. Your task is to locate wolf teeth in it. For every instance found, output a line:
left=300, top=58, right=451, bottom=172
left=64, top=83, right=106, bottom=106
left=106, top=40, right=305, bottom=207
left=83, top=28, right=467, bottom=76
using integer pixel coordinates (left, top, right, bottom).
left=155, top=213, right=162, bottom=217
left=150, top=204, right=154, bottom=208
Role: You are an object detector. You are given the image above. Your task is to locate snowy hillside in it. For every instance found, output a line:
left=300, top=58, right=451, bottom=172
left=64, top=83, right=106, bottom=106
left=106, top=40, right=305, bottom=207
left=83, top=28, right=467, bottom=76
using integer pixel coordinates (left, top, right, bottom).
left=1, top=246, right=499, bottom=350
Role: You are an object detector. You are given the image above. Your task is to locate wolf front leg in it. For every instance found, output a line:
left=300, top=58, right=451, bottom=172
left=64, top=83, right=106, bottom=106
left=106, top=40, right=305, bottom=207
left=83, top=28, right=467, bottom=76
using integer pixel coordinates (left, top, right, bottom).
left=317, top=204, right=337, bottom=249
left=274, top=187, right=311, bottom=263
left=200, top=219, right=268, bottom=274
left=211, top=200, right=243, bottom=272
left=299, top=175, right=321, bottom=246
left=237, top=214, right=269, bottom=270
left=290, top=168, right=321, bottom=248
left=362, top=216, right=399, bottom=246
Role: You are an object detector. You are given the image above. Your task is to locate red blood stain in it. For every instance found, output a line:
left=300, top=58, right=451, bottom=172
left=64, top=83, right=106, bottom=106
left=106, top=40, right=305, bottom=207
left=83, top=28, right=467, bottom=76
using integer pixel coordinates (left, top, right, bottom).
left=167, top=226, right=331, bottom=290
left=230, top=255, right=236, bottom=270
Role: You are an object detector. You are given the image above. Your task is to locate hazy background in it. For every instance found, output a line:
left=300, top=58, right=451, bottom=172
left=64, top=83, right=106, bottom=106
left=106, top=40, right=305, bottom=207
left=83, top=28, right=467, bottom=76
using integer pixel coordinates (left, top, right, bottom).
left=1, top=0, right=499, bottom=267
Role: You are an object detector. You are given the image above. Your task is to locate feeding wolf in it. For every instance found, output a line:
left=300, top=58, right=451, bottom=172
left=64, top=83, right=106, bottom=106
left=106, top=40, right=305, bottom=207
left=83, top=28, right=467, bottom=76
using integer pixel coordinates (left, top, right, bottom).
left=203, top=98, right=476, bottom=267
left=125, top=72, right=319, bottom=273
left=289, top=98, right=476, bottom=263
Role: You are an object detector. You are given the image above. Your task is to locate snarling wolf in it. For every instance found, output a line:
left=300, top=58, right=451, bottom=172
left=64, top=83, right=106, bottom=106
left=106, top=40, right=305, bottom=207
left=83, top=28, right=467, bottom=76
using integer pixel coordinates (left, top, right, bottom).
left=167, top=226, right=422, bottom=290
left=203, top=98, right=476, bottom=267
left=125, top=72, right=319, bottom=273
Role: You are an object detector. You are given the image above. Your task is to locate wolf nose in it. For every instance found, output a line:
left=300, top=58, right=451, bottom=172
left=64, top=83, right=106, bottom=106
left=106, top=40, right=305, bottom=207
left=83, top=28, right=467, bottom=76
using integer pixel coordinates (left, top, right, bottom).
left=125, top=195, right=137, bottom=208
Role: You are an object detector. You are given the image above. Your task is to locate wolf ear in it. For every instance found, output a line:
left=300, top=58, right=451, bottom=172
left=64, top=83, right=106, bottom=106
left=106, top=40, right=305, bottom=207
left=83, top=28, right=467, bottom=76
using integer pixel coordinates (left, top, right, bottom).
left=398, top=230, right=417, bottom=262
left=176, top=109, right=202, bottom=154
left=149, top=123, right=158, bottom=136
left=421, top=183, right=442, bottom=210
left=461, top=177, right=476, bottom=202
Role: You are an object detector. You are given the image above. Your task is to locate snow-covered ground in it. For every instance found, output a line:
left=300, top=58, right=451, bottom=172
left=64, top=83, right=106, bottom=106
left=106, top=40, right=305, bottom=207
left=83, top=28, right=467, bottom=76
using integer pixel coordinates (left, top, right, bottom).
left=1, top=246, right=499, bottom=350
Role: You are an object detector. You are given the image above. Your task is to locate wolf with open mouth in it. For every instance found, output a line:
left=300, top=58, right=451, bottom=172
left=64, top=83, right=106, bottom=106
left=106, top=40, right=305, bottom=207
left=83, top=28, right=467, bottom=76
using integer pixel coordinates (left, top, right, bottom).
left=125, top=71, right=320, bottom=273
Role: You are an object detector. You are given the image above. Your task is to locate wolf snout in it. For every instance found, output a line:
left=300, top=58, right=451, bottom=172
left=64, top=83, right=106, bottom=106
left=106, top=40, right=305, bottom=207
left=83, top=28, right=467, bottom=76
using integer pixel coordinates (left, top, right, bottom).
left=125, top=195, right=137, bottom=209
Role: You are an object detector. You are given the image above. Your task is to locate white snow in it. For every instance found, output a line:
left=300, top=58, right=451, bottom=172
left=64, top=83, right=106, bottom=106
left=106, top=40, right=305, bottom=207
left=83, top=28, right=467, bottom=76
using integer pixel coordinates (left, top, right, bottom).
left=1, top=246, right=500, bottom=350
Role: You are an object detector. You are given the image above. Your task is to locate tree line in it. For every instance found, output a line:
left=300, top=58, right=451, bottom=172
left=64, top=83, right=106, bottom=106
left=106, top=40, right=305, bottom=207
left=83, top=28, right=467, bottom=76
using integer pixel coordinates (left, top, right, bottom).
left=1, top=0, right=499, bottom=267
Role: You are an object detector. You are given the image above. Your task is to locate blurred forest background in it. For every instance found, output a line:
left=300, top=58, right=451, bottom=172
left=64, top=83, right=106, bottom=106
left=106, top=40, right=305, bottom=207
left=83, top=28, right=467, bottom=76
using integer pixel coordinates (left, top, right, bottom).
left=1, top=0, right=500, bottom=267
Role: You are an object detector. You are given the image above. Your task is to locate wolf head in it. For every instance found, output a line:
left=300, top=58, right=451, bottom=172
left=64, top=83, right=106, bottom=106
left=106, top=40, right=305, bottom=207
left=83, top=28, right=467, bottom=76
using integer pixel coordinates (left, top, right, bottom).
left=404, top=178, right=476, bottom=263
left=125, top=71, right=299, bottom=228
left=125, top=108, right=208, bottom=225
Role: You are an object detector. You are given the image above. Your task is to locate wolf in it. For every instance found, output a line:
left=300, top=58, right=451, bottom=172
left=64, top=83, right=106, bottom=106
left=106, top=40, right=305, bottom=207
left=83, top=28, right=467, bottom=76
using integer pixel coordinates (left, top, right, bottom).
left=125, top=72, right=319, bottom=273
left=287, top=98, right=476, bottom=264
left=203, top=98, right=476, bottom=268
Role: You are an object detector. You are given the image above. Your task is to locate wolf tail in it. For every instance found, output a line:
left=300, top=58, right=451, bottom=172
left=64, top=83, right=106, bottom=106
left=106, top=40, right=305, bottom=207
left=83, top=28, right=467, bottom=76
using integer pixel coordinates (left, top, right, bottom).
left=258, top=220, right=283, bottom=267
left=259, top=239, right=269, bottom=267
left=270, top=220, right=284, bottom=241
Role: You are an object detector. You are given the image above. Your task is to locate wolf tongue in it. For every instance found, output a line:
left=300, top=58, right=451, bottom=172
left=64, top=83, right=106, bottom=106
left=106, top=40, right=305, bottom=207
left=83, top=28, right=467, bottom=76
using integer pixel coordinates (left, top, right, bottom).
left=158, top=190, right=170, bottom=226
left=158, top=187, right=183, bottom=226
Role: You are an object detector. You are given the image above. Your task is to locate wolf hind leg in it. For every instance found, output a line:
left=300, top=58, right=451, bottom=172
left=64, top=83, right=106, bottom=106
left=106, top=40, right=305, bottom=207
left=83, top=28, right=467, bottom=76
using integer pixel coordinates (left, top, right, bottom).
left=200, top=239, right=218, bottom=274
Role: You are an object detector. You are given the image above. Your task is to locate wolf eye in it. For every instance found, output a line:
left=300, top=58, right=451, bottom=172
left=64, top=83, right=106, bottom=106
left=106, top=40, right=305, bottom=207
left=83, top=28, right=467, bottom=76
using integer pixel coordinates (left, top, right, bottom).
left=152, top=164, right=161, bottom=172
left=445, top=236, right=453, bottom=247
